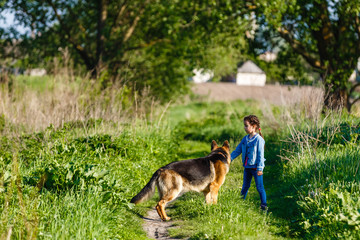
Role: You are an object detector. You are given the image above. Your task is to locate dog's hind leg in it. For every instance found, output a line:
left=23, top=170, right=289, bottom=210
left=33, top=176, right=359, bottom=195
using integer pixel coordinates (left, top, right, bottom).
left=156, top=199, right=172, bottom=221
left=156, top=188, right=181, bottom=221
left=156, top=202, right=166, bottom=220
left=156, top=170, right=182, bottom=221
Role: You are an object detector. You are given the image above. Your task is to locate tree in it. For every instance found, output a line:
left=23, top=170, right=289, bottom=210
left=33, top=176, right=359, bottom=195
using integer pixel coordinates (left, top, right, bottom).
left=1, top=0, right=250, bottom=102
left=257, top=0, right=360, bottom=111
left=247, top=20, right=318, bottom=85
left=3, top=0, right=162, bottom=76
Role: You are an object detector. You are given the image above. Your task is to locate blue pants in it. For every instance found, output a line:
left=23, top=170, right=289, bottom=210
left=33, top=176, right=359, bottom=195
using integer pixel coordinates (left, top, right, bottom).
left=241, top=168, right=267, bottom=206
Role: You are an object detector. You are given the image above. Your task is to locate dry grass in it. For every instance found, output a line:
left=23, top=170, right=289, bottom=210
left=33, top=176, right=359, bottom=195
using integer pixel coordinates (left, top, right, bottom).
left=2, top=73, right=358, bottom=135
left=0, top=48, right=164, bottom=134
left=192, top=82, right=323, bottom=106
left=0, top=73, right=158, bottom=134
left=192, top=82, right=328, bottom=129
left=279, top=85, right=325, bottom=125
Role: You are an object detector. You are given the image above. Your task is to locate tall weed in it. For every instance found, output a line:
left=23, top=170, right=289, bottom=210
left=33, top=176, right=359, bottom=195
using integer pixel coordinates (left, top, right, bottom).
left=280, top=110, right=360, bottom=238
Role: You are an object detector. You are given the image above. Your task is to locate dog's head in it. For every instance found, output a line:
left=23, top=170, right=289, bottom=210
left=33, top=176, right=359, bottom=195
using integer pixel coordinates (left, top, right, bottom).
left=211, top=140, right=231, bottom=163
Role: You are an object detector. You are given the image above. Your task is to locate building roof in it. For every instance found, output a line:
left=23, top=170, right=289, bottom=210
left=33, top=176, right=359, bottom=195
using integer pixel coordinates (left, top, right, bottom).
left=237, top=60, right=265, bottom=74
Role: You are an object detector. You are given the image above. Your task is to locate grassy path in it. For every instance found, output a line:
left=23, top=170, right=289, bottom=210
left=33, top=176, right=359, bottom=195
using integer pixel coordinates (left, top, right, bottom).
left=1, top=78, right=358, bottom=239
left=147, top=101, right=299, bottom=239
left=144, top=138, right=297, bottom=239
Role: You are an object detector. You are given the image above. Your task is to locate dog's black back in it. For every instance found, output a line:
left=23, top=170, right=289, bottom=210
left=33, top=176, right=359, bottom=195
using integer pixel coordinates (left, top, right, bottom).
left=162, top=148, right=229, bottom=183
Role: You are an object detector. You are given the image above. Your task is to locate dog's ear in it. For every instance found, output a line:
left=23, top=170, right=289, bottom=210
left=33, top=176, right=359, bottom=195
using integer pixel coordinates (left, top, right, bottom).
left=222, top=140, right=230, bottom=150
left=211, top=140, right=218, bottom=151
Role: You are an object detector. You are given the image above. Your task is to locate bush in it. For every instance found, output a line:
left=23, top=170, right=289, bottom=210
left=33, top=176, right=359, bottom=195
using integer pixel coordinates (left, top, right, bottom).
left=0, top=121, right=179, bottom=239
left=298, top=181, right=360, bottom=239
left=280, top=116, right=360, bottom=239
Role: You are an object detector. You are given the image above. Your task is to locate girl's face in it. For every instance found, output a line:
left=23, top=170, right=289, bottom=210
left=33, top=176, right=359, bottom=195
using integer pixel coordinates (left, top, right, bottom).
left=244, top=120, right=256, bottom=135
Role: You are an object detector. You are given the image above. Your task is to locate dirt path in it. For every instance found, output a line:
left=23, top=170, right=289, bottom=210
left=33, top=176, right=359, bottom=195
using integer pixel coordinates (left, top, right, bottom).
left=192, top=82, right=323, bottom=105
left=142, top=208, right=182, bottom=240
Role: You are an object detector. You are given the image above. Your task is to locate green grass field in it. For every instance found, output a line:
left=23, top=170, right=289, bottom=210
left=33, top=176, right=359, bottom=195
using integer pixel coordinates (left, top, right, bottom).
left=0, top=76, right=359, bottom=239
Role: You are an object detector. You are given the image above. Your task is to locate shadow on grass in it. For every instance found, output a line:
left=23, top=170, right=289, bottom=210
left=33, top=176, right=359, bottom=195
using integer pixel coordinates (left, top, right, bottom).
left=262, top=132, right=301, bottom=237
left=177, top=150, right=209, bottom=160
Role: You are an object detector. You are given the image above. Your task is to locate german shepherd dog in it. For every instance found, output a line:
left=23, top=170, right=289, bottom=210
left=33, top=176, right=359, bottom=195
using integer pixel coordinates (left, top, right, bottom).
left=130, top=140, right=231, bottom=221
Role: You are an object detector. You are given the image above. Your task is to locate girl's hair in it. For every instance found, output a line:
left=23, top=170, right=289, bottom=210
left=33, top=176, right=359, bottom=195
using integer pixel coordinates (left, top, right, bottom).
left=244, top=115, right=264, bottom=139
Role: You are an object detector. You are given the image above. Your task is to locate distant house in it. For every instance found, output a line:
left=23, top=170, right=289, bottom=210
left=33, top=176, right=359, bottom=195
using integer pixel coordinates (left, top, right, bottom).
left=236, top=60, right=266, bottom=86
left=259, top=51, right=277, bottom=62
left=25, top=68, right=47, bottom=76
left=191, top=68, right=214, bottom=83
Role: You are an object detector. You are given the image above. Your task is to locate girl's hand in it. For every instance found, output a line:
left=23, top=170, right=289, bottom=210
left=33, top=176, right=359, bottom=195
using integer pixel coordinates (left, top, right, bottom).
left=257, top=171, right=263, bottom=176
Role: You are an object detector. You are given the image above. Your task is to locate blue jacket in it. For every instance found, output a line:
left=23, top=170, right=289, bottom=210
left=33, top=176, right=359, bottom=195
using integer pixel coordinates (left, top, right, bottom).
left=230, top=134, right=266, bottom=171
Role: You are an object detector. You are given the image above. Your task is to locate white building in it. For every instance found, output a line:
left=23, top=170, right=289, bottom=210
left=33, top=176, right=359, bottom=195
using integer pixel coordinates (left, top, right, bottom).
left=25, top=68, right=47, bottom=76
left=192, top=68, right=214, bottom=83
left=236, top=60, right=266, bottom=86
left=259, top=51, right=277, bottom=62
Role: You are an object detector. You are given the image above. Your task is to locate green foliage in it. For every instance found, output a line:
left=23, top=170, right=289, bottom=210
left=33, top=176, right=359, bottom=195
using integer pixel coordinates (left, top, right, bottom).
left=37, top=188, right=122, bottom=239
left=298, top=181, right=360, bottom=239
left=256, top=47, right=317, bottom=85
left=248, top=22, right=318, bottom=85
left=0, top=120, right=180, bottom=239
left=280, top=116, right=360, bottom=238
left=2, top=0, right=249, bottom=102
left=0, top=114, right=5, bottom=132
left=257, top=0, right=360, bottom=109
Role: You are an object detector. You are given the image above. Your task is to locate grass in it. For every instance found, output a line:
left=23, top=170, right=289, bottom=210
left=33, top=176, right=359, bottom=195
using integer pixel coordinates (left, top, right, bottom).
left=0, top=119, right=178, bottom=239
left=277, top=114, right=360, bottom=239
left=1, top=75, right=360, bottom=239
left=161, top=104, right=292, bottom=239
left=37, top=188, right=119, bottom=239
left=167, top=151, right=287, bottom=240
left=160, top=100, right=360, bottom=239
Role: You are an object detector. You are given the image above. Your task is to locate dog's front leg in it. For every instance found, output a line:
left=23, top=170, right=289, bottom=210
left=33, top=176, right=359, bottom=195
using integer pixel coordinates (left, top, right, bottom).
left=210, top=161, right=227, bottom=204
left=209, top=182, right=220, bottom=204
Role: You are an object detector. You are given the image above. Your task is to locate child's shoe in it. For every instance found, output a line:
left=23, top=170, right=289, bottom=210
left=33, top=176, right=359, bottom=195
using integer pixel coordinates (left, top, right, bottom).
left=260, top=204, right=268, bottom=211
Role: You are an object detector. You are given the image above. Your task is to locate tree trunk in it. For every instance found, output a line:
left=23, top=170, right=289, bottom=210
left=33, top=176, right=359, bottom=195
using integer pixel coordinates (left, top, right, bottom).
left=96, top=0, right=108, bottom=77
left=324, top=86, right=348, bottom=110
left=323, top=70, right=349, bottom=111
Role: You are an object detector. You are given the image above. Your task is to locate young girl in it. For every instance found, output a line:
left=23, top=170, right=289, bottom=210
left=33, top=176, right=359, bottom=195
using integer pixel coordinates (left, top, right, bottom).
left=231, top=115, right=267, bottom=210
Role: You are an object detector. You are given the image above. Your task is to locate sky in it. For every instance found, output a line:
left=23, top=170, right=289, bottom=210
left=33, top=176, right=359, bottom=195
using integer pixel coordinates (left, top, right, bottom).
left=0, top=10, right=29, bottom=34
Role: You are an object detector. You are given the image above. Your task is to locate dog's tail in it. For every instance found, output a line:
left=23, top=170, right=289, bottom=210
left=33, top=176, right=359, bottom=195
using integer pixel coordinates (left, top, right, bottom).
left=130, top=169, right=161, bottom=204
